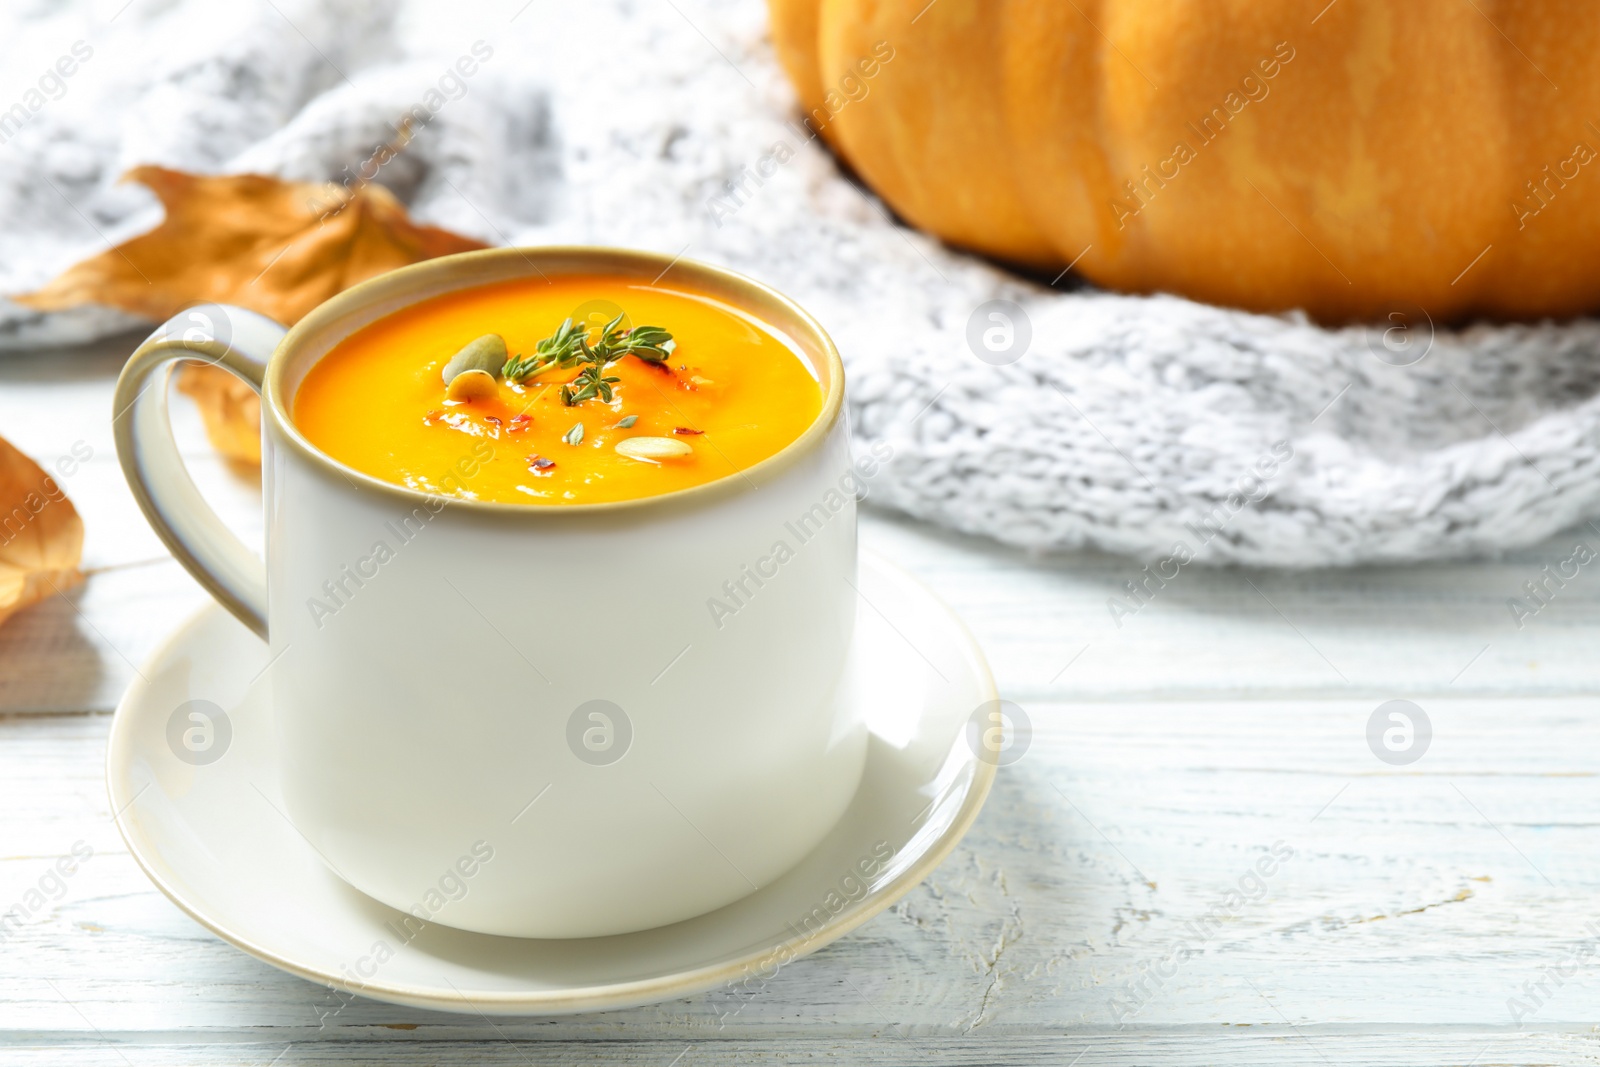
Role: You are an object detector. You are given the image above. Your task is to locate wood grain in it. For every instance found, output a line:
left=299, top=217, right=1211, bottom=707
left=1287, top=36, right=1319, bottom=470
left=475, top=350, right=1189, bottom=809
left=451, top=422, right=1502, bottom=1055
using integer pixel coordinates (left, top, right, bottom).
left=7, top=334, right=1600, bottom=713
left=4, top=332, right=1600, bottom=1064
left=3, top=702, right=1599, bottom=1060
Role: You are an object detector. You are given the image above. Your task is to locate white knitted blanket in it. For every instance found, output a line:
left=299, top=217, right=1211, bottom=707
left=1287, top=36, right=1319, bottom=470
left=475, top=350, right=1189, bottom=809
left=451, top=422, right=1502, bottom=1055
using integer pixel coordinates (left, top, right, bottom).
left=6, top=0, right=1600, bottom=566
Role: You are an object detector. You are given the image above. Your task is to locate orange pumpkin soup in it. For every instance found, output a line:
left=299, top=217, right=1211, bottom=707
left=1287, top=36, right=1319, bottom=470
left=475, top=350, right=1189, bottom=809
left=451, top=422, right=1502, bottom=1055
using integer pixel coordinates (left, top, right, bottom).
left=294, top=276, right=824, bottom=505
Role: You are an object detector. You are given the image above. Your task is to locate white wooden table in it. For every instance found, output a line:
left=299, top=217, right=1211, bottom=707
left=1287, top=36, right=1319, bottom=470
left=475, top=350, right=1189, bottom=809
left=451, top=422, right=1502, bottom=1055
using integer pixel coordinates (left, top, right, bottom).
left=4, top=331, right=1600, bottom=1065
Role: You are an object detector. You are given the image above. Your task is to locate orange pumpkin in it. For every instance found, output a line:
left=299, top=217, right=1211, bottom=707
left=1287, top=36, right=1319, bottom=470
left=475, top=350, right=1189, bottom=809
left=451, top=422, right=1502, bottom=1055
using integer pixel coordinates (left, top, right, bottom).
left=769, top=0, right=1600, bottom=322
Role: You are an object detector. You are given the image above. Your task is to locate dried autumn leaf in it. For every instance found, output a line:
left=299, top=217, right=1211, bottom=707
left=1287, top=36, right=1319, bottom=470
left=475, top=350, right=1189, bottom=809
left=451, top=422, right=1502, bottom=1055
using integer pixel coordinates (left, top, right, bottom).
left=17, top=166, right=490, bottom=463
left=18, top=165, right=489, bottom=330
left=175, top=366, right=264, bottom=466
left=0, top=434, right=84, bottom=630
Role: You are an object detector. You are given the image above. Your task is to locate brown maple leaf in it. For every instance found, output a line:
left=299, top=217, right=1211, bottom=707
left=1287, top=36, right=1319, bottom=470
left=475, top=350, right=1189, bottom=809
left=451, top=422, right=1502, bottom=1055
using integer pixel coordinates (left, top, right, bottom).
left=17, top=166, right=490, bottom=463
left=0, top=435, right=84, bottom=631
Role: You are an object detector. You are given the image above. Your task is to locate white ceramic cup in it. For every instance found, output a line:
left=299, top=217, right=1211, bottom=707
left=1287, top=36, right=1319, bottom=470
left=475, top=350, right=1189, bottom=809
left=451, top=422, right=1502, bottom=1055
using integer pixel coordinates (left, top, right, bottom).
left=114, top=247, right=866, bottom=938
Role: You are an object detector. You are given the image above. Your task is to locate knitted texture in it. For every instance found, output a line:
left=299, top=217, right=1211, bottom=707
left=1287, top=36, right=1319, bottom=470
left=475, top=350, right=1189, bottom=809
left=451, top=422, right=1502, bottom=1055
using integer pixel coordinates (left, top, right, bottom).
left=4, top=0, right=1598, bottom=565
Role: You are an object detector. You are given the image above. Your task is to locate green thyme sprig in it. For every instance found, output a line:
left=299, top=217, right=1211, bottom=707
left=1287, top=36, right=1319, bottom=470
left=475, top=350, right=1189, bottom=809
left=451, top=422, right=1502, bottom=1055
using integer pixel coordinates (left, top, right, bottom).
left=562, top=362, right=623, bottom=406
left=502, top=317, right=588, bottom=381
left=502, top=313, right=676, bottom=407
left=595, top=319, right=674, bottom=364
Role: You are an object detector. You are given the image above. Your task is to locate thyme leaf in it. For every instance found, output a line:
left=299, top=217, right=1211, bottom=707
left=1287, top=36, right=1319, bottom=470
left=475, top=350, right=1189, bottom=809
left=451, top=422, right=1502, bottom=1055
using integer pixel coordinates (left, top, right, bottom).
left=503, top=317, right=589, bottom=381
left=505, top=312, right=677, bottom=408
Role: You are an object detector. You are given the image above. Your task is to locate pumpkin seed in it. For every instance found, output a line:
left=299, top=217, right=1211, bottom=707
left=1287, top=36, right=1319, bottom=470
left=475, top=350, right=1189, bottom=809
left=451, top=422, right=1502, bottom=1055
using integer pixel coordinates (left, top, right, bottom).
left=616, top=436, right=693, bottom=461
left=444, top=368, right=499, bottom=401
left=442, top=334, right=508, bottom=384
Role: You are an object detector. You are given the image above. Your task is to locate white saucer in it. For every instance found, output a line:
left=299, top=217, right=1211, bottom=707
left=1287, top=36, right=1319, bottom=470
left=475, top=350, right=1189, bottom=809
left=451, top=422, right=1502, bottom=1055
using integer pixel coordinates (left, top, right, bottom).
left=107, top=551, right=997, bottom=1015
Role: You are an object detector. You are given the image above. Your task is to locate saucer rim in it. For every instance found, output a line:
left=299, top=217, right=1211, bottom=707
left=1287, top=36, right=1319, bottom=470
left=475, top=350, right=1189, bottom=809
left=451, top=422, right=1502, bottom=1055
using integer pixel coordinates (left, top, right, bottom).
left=105, top=550, right=998, bottom=1015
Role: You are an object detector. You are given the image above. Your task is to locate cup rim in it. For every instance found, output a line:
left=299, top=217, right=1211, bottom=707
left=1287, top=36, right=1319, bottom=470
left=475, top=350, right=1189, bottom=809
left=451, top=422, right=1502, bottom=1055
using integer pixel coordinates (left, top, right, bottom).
left=261, top=246, right=846, bottom=517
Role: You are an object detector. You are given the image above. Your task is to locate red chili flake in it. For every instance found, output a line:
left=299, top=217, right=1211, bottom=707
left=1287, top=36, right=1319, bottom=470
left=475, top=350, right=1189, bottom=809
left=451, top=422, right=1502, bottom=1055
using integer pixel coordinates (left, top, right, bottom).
left=529, top=455, right=556, bottom=470
left=507, top=414, right=531, bottom=433
left=673, top=427, right=704, bottom=436
left=485, top=416, right=503, bottom=426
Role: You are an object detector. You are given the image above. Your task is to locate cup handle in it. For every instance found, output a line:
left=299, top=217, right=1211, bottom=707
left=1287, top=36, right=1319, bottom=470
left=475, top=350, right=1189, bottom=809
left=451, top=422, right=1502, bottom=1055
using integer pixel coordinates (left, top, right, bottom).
left=113, top=304, right=288, bottom=642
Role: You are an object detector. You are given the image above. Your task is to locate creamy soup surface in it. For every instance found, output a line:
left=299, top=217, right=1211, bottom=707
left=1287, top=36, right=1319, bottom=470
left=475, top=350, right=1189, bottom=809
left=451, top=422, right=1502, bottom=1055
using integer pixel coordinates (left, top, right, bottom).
left=294, top=276, right=824, bottom=505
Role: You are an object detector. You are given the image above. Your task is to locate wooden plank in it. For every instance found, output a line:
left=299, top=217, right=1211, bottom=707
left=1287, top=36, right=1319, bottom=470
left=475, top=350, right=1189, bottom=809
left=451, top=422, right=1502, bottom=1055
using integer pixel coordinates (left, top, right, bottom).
left=862, top=509, right=1600, bottom=701
left=2, top=698, right=1597, bottom=1055
left=6, top=325, right=1600, bottom=1065
left=0, top=334, right=260, bottom=712
left=9, top=333, right=1600, bottom=714
left=0, top=1034, right=1596, bottom=1066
